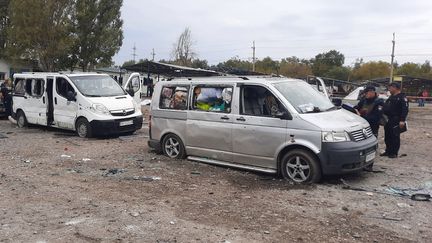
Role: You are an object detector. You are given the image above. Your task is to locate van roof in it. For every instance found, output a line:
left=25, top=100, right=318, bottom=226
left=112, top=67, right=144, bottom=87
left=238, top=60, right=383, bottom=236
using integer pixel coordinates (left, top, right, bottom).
left=159, top=76, right=304, bottom=85
left=13, top=72, right=109, bottom=78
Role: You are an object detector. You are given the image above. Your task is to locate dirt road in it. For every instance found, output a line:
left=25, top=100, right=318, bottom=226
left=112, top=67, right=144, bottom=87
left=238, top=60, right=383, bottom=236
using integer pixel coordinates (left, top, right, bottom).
left=0, top=105, right=431, bottom=242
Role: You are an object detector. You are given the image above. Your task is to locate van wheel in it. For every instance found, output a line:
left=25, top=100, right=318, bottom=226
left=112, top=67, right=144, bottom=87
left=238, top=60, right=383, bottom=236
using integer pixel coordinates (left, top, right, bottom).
left=281, top=149, right=321, bottom=183
left=16, top=111, right=28, bottom=128
left=76, top=118, right=92, bottom=138
left=162, top=134, right=186, bottom=159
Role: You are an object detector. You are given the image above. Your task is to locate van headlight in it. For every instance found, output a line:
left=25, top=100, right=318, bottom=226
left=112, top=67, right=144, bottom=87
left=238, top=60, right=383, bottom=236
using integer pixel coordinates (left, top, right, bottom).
left=90, top=103, right=109, bottom=115
left=322, top=131, right=351, bottom=142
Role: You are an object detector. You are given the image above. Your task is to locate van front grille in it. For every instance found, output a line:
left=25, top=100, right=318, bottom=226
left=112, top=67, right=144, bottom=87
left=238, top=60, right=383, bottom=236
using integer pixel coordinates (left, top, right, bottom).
left=110, top=108, right=135, bottom=117
left=350, top=126, right=373, bottom=142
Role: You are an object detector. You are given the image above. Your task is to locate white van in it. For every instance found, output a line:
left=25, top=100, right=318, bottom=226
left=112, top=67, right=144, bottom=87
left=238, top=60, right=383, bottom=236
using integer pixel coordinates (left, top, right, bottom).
left=12, top=72, right=143, bottom=137
left=148, top=76, right=378, bottom=183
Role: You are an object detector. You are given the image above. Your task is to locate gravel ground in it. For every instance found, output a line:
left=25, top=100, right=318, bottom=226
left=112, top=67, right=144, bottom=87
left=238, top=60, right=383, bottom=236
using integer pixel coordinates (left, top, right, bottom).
left=0, top=104, right=431, bottom=242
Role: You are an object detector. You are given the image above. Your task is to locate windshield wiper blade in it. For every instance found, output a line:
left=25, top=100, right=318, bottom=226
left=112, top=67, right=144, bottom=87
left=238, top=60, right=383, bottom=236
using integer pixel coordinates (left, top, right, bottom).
left=325, top=106, right=339, bottom=111
left=85, top=94, right=102, bottom=97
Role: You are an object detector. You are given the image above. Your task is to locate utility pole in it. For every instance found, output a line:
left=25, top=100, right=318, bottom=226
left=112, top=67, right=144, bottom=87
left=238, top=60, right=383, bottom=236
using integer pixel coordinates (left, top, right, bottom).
left=252, top=41, right=256, bottom=72
left=151, top=48, right=156, bottom=61
left=132, top=43, right=137, bottom=62
left=389, top=33, right=395, bottom=83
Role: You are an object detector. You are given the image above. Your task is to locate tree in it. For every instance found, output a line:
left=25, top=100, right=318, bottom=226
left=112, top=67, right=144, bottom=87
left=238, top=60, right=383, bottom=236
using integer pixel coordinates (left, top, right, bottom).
left=172, top=27, right=195, bottom=66
left=215, top=56, right=252, bottom=72
left=325, top=66, right=351, bottom=80
left=311, top=50, right=345, bottom=77
left=0, top=0, right=10, bottom=58
left=279, top=56, right=312, bottom=78
left=396, top=62, right=421, bottom=77
left=351, top=61, right=390, bottom=81
left=191, top=58, right=209, bottom=69
left=72, top=0, right=123, bottom=71
left=122, top=60, right=136, bottom=67
left=255, top=57, right=279, bottom=74
left=6, top=0, right=74, bottom=71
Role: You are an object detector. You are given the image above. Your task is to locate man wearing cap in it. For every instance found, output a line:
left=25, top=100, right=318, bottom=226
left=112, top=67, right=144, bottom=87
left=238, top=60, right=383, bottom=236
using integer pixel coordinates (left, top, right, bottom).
left=381, top=82, right=409, bottom=159
left=354, top=86, right=384, bottom=137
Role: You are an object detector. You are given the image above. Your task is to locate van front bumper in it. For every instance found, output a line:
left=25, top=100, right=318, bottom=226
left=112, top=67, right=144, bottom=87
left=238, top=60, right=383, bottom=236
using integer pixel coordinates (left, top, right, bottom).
left=318, top=137, right=378, bottom=175
left=90, top=115, right=143, bottom=136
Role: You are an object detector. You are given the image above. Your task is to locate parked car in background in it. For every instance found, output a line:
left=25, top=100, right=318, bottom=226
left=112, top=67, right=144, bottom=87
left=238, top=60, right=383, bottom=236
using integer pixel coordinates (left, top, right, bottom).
left=12, top=72, right=143, bottom=137
left=148, top=76, right=378, bottom=183
left=342, top=86, right=389, bottom=106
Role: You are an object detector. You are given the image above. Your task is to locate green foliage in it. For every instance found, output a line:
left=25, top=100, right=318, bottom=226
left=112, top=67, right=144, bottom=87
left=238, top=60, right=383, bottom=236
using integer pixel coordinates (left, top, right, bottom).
left=191, top=58, right=209, bottom=69
left=279, top=56, right=312, bottom=78
left=122, top=60, right=136, bottom=67
left=325, top=66, right=352, bottom=80
left=351, top=61, right=390, bottom=80
left=311, top=50, right=345, bottom=77
left=0, top=0, right=9, bottom=58
left=255, top=57, right=279, bottom=74
left=72, top=0, right=123, bottom=71
left=5, top=0, right=123, bottom=71
left=6, top=0, right=74, bottom=71
left=215, top=57, right=252, bottom=71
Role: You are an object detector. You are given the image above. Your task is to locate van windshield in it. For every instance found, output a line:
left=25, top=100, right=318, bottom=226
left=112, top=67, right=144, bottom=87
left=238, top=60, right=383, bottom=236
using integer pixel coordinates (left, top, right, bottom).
left=274, top=81, right=335, bottom=113
left=69, top=75, right=126, bottom=97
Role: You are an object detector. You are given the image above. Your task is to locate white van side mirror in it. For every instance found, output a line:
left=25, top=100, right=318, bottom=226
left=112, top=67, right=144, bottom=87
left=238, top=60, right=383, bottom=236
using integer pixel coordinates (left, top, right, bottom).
left=66, top=91, right=76, bottom=101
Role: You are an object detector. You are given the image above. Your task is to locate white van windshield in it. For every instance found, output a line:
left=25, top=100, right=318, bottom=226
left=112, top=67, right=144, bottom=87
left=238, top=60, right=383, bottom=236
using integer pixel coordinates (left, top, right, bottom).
left=274, top=81, right=335, bottom=113
left=69, top=75, right=126, bottom=97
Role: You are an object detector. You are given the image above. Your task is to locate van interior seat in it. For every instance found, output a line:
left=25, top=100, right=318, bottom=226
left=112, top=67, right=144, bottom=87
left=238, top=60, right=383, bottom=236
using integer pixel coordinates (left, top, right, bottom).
left=243, top=88, right=263, bottom=116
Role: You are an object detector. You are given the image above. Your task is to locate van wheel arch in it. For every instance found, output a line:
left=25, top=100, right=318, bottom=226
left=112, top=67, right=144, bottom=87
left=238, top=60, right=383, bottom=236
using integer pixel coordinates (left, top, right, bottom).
left=16, top=109, right=28, bottom=128
left=75, top=117, right=92, bottom=138
left=277, top=145, right=322, bottom=182
left=161, top=132, right=186, bottom=159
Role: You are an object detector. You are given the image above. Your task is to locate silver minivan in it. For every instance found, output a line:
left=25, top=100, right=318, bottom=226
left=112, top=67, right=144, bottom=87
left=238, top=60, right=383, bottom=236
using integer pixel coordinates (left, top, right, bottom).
left=148, top=76, right=378, bottom=183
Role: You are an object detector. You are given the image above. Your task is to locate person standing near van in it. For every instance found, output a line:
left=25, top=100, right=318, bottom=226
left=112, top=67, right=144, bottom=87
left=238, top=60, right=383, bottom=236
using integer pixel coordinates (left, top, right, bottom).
left=354, top=86, right=384, bottom=137
left=381, top=82, right=409, bottom=159
left=0, top=78, right=12, bottom=117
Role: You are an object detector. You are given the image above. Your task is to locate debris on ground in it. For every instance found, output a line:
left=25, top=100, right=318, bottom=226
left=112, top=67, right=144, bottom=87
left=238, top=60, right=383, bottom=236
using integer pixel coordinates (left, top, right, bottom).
left=103, top=168, right=126, bottom=176
left=124, top=176, right=161, bottom=181
left=61, top=154, right=72, bottom=158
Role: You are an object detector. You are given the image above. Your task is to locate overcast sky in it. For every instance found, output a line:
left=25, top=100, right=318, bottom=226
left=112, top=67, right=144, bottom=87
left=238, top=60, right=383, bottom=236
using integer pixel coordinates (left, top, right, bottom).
left=113, top=0, right=432, bottom=66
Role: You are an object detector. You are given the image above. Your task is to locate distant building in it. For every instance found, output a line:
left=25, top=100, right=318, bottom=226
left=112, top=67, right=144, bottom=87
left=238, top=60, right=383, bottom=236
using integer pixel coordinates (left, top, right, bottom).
left=0, top=59, right=38, bottom=81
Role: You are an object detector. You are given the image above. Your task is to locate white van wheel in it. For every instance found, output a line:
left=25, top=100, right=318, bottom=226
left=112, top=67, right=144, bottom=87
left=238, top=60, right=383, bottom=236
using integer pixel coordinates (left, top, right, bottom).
left=76, top=118, right=92, bottom=138
left=281, top=149, right=321, bottom=183
left=162, top=134, right=186, bottom=159
left=17, top=111, right=28, bottom=128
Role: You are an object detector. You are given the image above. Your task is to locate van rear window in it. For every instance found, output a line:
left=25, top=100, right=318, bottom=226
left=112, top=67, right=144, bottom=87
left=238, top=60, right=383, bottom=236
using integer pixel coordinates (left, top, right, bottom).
left=159, top=86, right=189, bottom=110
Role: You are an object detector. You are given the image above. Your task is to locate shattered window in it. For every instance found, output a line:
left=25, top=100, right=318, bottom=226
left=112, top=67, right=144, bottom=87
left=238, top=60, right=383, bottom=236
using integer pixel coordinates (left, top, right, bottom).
left=30, top=79, right=44, bottom=97
left=192, top=86, right=233, bottom=113
left=159, top=86, right=189, bottom=110
left=14, top=79, right=26, bottom=95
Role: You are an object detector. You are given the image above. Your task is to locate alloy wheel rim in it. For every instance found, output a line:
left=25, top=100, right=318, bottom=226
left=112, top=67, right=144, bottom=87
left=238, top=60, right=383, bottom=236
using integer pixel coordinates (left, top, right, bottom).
left=286, top=155, right=311, bottom=182
left=165, top=137, right=180, bottom=158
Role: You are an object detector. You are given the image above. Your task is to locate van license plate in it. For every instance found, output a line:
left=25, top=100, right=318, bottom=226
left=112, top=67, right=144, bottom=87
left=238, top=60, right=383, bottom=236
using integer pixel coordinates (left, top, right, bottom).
left=119, top=120, right=133, bottom=126
left=366, top=152, right=376, bottom=162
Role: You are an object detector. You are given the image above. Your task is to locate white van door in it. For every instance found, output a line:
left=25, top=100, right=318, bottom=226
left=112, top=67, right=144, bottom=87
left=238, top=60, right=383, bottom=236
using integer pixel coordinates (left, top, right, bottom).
left=232, top=85, right=288, bottom=168
left=123, top=73, right=142, bottom=105
left=53, top=77, right=78, bottom=129
left=30, top=78, right=47, bottom=125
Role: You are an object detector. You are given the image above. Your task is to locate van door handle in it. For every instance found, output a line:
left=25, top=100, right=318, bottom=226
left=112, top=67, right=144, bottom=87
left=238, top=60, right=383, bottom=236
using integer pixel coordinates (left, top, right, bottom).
left=236, top=117, right=246, bottom=122
left=220, top=115, right=230, bottom=120
left=42, top=97, right=45, bottom=104
left=54, top=97, right=57, bottom=105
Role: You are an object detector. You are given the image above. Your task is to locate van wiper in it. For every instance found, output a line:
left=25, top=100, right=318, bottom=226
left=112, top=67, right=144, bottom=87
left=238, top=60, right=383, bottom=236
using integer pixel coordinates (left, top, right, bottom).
left=85, top=94, right=102, bottom=97
left=325, top=106, right=339, bottom=111
left=304, top=106, right=321, bottom=113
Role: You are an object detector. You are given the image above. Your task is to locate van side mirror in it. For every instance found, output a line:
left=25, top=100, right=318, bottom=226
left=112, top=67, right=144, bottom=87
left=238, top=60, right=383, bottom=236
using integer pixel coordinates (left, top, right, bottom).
left=66, top=91, right=76, bottom=101
left=275, top=111, right=292, bottom=120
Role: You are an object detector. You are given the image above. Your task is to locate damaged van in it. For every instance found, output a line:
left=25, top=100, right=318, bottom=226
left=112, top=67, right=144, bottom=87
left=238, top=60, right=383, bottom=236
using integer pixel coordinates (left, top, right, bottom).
left=148, top=76, right=378, bottom=183
left=12, top=72, right=143, bottom=137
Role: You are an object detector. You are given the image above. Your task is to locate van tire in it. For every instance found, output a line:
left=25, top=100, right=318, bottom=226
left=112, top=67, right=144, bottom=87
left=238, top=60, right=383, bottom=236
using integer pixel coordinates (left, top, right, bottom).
left=162, top=134, right=186, bottom=159
left=16, top=110, right=28, bottom=128
left=76, top=118, right=92, bottom=138
left=280, top=149, right=321, bottom=183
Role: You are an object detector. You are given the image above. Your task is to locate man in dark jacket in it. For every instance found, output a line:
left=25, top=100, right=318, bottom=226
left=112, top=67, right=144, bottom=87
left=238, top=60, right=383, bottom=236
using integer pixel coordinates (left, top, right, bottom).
left=354, top=86, right=384, bottom=137
left=381, top=82, right=409, bottom=159
left=0, top=78, right=12, bottom=117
